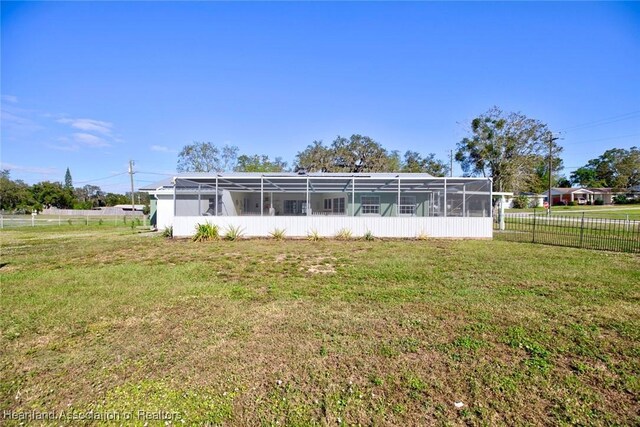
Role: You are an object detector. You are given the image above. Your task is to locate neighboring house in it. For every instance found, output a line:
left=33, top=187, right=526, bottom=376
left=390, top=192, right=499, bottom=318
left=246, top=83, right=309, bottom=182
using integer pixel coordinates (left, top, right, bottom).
left=141, top=172, right=494, bottom=238
left=540, top=188, right=595, bottom=205
left=537, top=187, right=630, bottom=205
left=586, top=188, right=615, bottom=205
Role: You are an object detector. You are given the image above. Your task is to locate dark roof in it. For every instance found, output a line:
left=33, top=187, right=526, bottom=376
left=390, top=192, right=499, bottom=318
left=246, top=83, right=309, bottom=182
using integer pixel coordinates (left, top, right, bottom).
left=139, top=178, right=173, bottom=191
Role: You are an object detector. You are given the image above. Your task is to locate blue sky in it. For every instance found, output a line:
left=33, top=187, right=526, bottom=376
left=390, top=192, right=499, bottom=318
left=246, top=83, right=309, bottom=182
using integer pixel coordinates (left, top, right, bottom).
left=2, top=1, right=639, bottom=193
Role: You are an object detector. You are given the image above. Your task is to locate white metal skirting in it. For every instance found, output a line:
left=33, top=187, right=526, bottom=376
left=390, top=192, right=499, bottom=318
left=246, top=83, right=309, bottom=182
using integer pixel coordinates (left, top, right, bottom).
left=173, top=216, right=493, bottom=239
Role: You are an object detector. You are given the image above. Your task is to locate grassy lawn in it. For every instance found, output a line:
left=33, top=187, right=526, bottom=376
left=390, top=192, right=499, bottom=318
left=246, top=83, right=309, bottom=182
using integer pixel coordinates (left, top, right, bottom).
left=1, top=227, right=639, bottom=425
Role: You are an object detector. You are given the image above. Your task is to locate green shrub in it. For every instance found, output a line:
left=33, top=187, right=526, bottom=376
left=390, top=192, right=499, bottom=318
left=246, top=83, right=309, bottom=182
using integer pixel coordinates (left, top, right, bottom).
left=594, top=199, right=604, bottom=205
left=416, top=230, right=429, bottom=240
left=363, top=230, right=375, bottom=241
left=511, top=195, right=529, bottom=209
left=193, top=223, right=220, bottom=242
left=67, top=219, right=73, bottom=225
left=614, top=194, right=628, bottom=204
left=568, top=201, right=578, bottom=206
left=161, top=226, right=173, bottom=238
left=223, top=225, right=244, bottom=241
left=269, top=228, right=286, bottom=241
left=98, top=219, right=104, bottom=226
left=335, top=228, right=352, bottom=240
left=307, top=229, right=322, bottom=241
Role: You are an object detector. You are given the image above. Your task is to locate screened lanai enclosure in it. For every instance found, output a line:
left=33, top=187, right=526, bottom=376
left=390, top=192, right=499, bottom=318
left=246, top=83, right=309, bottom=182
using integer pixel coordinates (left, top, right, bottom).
left=146, top=172, right=494, bottom=238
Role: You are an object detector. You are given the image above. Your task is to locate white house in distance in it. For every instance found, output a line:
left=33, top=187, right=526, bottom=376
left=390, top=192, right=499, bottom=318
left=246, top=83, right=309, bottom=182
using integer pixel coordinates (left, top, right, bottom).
left=141, top=172, right=494, bottom=239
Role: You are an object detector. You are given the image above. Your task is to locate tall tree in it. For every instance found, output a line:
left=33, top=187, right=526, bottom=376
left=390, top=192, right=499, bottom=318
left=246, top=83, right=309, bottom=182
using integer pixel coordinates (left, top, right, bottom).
left=571, top=147, right=640, bottom=189
left=235, top=155, right=288, bottom=172
left=529, top=157, right=566, bottom=194
left=570, top=167, right=603, bottom=188
left=294, top=141, right=334, bottom=172
left=73, top=184, right=105, bottom=207
left=295, top=135, right=400, bottom=172
left=105, top=193, right=130, bottom=206
left=64, top=167, right=73, bottom=189
left=401, top=151, right=449, bottom=176
left=0, top=170, right=36, bottom=211
left=455, top=107, right=562, bottom=193
left=31, top=181, right=75, bottom=209
left=177, top=142, right=239, bottom=173
left=331, top=134, right=397, bottom=172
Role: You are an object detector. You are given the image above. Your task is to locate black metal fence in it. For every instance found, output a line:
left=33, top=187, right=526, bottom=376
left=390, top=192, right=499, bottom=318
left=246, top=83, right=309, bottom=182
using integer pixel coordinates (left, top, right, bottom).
left=494, top=213, right=640, bottom=253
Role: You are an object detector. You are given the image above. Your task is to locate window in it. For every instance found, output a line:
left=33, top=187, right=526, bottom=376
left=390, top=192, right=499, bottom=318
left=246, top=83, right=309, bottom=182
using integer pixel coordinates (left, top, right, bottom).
left=284, top=200, right=298, bottom=215
left=361, top=195, right=380, bottom=215
left=323, top=197, right=345, bottom=214
left=284, top=200, right=307, bottom=215
left=399, top=195, right=416, bottom=215
left=332, top=197, right=345, bottom=214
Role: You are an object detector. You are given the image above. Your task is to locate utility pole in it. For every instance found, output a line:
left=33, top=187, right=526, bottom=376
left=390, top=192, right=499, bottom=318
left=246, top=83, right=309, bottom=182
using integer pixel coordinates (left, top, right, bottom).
left=128, top=160, right=135, bottom=212
left=547, top=135, right=560, bottom=215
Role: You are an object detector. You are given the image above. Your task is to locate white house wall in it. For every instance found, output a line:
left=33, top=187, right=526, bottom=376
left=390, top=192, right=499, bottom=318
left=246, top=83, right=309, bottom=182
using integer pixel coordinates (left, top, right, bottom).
left=155, top=195, right=174, bottom=230
left=173, top=216, right=493, bottom=239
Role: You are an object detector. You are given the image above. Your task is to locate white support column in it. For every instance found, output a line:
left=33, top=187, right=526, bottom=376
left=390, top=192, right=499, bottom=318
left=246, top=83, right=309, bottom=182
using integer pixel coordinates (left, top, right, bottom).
left=489, top=178, right=493, bottom=218
left=215, top=177, right=219, bottom=216
left=260, top=176, right=264, bottom=217
left=397, top=177, right=401, bottom=216
left=500, top=195, right=505, bottom=230
left=462, top=184, right=466, bottom=217
left=306, top=177, right=310, bottom=216
left=173, top=179, right=177, bottom=216
left=351, top=177, right=355, bottom=216
left=430, top=192, right=434, bottom=217
left=198, top=184, right=201, bottom=215
left=443, top=178, right=447, bottom=217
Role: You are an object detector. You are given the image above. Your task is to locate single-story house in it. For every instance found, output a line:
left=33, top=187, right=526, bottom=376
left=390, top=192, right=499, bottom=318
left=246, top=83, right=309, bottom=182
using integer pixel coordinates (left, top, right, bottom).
left=541, top=188, right=595, bottom=205
left=141, top=172, right=494, bottom=238
left=540, top=187, right=627, bottom=205
left=586, top=188, right=618, bottom=205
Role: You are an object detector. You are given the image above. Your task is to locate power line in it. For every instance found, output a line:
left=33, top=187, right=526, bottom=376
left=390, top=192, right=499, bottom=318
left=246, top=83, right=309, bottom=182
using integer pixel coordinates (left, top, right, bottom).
left=559, top=111, right=640, bottom=133
left=75, top=172, right=128, bottom=185
left=561, top=133, right=640, bottom=146
left=136, top=171, right=174, bottom=176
